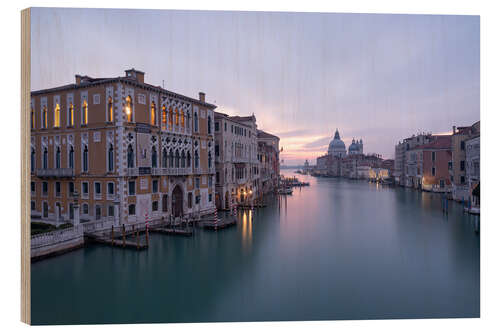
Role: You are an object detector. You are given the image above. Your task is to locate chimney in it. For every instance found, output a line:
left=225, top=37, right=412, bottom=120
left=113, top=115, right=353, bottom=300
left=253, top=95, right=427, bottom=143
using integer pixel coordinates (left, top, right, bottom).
left=452, top=126, right=456, bottom=134
left=75, top=75, right=82, bottom=85
left=199, top=92, right=205, bottom=103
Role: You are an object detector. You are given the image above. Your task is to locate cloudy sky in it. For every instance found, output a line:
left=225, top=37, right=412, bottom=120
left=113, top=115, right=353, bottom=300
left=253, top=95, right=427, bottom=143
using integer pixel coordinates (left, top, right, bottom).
left=31, top=8, right=479, bottom=165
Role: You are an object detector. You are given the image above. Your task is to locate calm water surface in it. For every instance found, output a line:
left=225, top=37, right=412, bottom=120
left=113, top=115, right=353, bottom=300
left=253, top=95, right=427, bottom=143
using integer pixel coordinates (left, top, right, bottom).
left=31, top=171, right=480, bottom=324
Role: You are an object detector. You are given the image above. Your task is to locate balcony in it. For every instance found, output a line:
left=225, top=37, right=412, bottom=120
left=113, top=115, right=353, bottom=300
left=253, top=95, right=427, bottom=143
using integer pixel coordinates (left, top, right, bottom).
left=151, top=167, right=193, bottom=176
left=232, top=156, right=249, bottom=164
left=35, top=168, right=74, bottom=178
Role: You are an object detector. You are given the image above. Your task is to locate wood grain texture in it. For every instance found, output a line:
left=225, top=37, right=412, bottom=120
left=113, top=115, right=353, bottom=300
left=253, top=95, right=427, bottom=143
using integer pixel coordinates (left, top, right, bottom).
left=21, top=7, right=31, bottom=325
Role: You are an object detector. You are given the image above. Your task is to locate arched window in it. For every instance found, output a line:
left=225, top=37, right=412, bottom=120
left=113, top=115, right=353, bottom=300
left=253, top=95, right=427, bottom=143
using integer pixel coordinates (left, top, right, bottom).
left=208, top=151, right=212, bottom=169
left=31, top=149, right=35, bottom=172
left=128, top=204, right=136, bottom=215
left=208, top=116, right=212, bottom=134
left=127, top=144, right=134, bottom=168
left=107, top=97, right=113, bottom=122
left=169, top=107, right=173, bottom=126
left=69, top=103, right=74, bottom=126
left=195, top=150, right=199, bottom=169
left=162, top=148, right=168, bottom=168
left=181, top=151, right=186, bottom=168
left=82, top=100, right=88, bottom=125
left=175, top=108, right=179, bottom=126
left=181, top=111, right=185, bottom=127
left=187, top=151, right=191, bottom=168
left=43, top=148, right=48, bottom=169
left=42, top=106, right=47, bottom=129
left=162, top=106, right=167, bottom=130
left=54, top=104, right=60, bottom=127
left=83, top=145, right=89, bottom=172
left=82, top=203, right=89, bottom=215
left=151, top=146, right=157, bottom=168
left=108, top=144, right=114, bottom=172
left=31, top=107, right=35, bottom=129
left=125, top=95, right=133, bottom=122
left=69, top=146, right=74, bottom=169
left=169, top=149, right=174, bottom=168
left=194, top=112, right=198, bottom=132
left=175, top=150, right=180, bottom=168
left=151, top=101, right=156, bottom=126
left=55, top=147, right=61, bottom=168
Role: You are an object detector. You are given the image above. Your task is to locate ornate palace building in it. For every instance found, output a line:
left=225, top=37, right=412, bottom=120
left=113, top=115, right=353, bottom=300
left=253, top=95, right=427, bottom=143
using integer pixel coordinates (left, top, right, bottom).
left=30, top=68, right=216, bottom=226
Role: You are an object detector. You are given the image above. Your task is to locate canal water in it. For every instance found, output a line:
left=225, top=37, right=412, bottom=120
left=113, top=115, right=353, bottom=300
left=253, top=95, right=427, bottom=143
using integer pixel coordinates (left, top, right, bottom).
left=31, top=171, right=480, bottom=324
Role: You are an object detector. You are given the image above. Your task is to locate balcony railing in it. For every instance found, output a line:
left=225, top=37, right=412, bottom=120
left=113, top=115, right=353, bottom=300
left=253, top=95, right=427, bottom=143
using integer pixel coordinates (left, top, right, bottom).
left=151, top=167, right=193, bottom=176
left=35, top=168, right=74, bottom=178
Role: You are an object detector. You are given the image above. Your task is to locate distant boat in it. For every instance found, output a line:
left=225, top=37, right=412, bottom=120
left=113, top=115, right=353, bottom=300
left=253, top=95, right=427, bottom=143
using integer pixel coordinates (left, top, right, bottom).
left=278, top=187, right=293, bottom=195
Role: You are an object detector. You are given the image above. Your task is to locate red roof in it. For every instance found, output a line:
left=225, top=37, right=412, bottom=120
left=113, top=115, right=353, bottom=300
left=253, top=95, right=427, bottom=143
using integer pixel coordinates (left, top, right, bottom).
left=414, top=135, right=451, bottom=150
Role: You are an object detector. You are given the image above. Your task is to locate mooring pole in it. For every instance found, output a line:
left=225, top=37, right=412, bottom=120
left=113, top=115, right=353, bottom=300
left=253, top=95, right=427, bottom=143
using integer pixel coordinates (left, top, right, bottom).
left=111, top=225, right=114, bottom=246
left=136, top=227, right=139, bottom=250
left=122, top=224, right=125, bottom=248
left=146, top=224, right=149, bottom=246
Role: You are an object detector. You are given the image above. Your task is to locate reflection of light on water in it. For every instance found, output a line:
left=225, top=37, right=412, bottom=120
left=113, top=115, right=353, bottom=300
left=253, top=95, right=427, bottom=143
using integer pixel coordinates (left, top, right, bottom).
left=242, top=210, right=253, bottom=251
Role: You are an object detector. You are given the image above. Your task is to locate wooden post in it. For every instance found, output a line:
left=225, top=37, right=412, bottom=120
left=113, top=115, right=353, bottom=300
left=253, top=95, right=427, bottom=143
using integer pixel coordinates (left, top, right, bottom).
left=111, top=225, right=114, bottom=246
left=122, top=224, right=125, bottom=248
left=136, top=228, right=139, bottom=249
left=146, top=224, right=149, bottom=246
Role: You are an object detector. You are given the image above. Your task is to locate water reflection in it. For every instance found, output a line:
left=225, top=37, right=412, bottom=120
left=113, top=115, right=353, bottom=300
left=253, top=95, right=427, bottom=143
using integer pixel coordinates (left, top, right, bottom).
left=31, top=170, right=479, bottom=325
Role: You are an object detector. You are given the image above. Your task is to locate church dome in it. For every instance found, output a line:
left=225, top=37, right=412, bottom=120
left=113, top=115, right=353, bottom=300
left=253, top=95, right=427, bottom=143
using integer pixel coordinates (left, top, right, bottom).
left=328, top=129, right=346, bottom=157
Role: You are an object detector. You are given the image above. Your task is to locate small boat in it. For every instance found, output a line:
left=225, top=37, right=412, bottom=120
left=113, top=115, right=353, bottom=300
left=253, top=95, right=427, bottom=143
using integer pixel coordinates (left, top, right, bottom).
left=277, top=187, right=293, bottom=195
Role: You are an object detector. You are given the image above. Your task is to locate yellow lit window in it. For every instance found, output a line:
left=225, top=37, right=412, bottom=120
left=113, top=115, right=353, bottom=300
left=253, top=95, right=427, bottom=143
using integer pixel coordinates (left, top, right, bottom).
left=151, top=101, right=156, bottom=125
left=169, top=107, right=173, bottom=125
left=162, top=106, right=167, bottom=129
left=54, top=104, right=60, bottom=127
left=125, top=95, right=132, bottom=122
left=175, top=108, right=179, bottom=126
left=181, top=111, right=185, bottom=127
left=82, top=100, right=88, bottom=124
left=107, top=97, right=113, bottom=122
left=69, top=103, right=74, bottom=126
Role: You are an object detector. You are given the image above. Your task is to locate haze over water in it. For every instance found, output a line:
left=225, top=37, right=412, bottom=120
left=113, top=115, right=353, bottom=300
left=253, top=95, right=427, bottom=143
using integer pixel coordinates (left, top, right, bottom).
left=31, top=171, right=479, bottom=324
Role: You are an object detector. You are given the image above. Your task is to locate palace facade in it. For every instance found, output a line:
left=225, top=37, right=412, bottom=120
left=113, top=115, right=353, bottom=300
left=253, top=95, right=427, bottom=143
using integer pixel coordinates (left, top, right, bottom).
left=30, top=68, right=216, bottom=226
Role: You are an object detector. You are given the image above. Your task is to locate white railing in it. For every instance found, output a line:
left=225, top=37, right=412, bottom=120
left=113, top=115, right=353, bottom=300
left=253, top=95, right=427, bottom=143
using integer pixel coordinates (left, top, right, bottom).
left=126, top=168, right=139, bottom=177
left=31, top=225, right=83, bottom=249
left=152, top=167, right=193, bottom=176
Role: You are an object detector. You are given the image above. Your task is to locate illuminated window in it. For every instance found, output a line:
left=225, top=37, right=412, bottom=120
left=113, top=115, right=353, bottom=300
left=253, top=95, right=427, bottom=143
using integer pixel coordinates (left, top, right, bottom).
left=54, top=104, right=60, bottom=127
left=107, top=97, right=113, bottom=122
left=31, top=107, right=35, bottom=129
left=82, top=100, right=88, bottom=125
left=175, top=108, right=179, bottom=126
left=69, top=103, right=74, bottom=126
left=161, top=105, right=167, bottom=130
left=151, top=101, right=156, bottom=125
left=169, top=107, right=173, bottom=126
left=125, top=95, right=132, bottom=122
left=42, top=106, right=47, bottom=129
left=181, top=111, right=185, bottom=127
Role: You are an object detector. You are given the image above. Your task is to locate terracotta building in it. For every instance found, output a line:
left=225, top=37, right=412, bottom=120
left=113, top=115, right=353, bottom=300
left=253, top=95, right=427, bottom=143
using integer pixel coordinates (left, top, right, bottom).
left=405, top=135, right=452, bottom=192
left=30, top=68, right=216, bottom=226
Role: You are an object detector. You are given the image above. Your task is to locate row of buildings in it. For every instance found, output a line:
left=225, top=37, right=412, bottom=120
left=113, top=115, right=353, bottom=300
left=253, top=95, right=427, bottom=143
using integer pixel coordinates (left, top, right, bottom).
left=313, top=129, right=394, bottom=180
left=394, top=121, right=480, bottom=205
left=30, top=68, right=280, bottom=226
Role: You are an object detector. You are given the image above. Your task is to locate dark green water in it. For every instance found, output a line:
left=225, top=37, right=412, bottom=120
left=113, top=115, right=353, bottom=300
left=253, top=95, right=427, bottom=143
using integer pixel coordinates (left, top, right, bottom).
left=31, top=171, right=480, bottom=324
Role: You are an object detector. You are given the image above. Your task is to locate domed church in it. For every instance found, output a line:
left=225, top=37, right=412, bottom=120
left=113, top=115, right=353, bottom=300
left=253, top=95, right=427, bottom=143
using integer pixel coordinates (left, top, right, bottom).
left=328, top=129, right=347, bottom=158
left=348, top=138, right=363, bottom=155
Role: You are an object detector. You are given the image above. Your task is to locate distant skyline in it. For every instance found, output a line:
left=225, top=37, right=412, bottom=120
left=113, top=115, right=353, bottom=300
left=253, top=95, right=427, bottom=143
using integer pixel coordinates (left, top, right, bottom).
left=31, top=8, right=479, bottom=165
